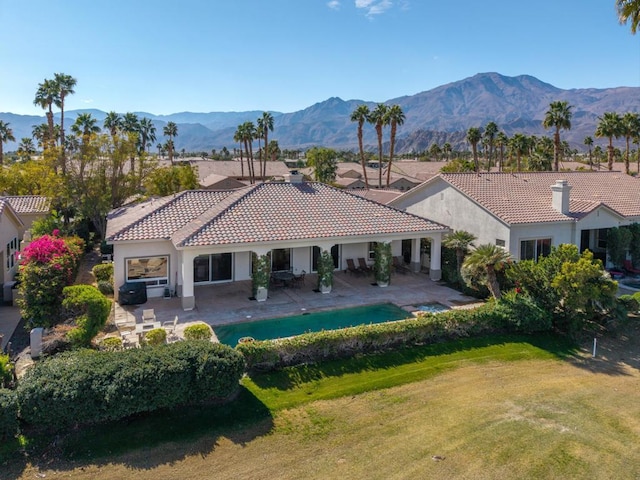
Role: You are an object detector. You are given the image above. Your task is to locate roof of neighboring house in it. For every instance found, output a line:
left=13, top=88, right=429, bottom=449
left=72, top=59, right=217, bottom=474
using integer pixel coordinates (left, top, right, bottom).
left=389, top=161, right=448, bottom=181
left=3, top=196, right=50, bottom=215
left=107, top=182, right=448, bottom=247
left=200, top=173, right=247, bottom=189
left=349, top=189, right=404, bottom=204
left=0, top=198, right=23, bottom=227
left=397, top=171, right=640, bottom=225
left=189, top=160, right=291, bottom=180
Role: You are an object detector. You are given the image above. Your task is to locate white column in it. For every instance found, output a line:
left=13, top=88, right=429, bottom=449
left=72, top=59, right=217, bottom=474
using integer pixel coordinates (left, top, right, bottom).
left=429, top=234, right=442, bottom=281
left=411, top=238, right=421, bottom=273
left=181, top=250, right=197, bottom=310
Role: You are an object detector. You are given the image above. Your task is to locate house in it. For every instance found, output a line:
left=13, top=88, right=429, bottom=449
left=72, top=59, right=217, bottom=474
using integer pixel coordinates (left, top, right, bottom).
left=305, top=162, right=421, bottom=191
left=391, top=171, right=640, bottom=264
left=106, top=174, right=449, bottom=310
left=189, top=159, right=291, bottom=184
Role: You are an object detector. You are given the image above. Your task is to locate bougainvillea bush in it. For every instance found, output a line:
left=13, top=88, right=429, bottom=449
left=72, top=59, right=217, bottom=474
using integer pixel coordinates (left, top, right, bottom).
left=17, top=233, right=84, bottom=328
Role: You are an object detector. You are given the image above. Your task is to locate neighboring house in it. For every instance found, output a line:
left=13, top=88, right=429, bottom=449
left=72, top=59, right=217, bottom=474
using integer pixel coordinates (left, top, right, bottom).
left=200, top=173, right=247, bottom=190
left=307, top=163, right=421, bottom=191
left=106, top=174, right=449, bottom=310
left=391, top=171, right=640, bottom=265
left=4, top=195, right=50, bottom=238
left=189, top=159, right=291, bottom=184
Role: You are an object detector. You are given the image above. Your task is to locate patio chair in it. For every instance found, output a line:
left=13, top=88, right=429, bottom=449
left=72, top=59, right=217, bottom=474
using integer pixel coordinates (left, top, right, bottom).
left=142, top=309, right=156, bottom=323
left=623, top=260, right=640, bottom=275
left=163, top=315, right=179, bottom=340
left=121, top=330, right=138, bottom=349
left=292, top=270, right=306, bottom=288
left=346, top=259, right=364, bottom=275
left=357, top=258, right=373, bottom=274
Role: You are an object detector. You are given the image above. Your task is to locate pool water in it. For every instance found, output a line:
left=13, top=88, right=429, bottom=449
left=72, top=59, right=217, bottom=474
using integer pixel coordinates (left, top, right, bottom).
left=416, top=302, right=449, bottom=313
left=214, top=303, right=411, bottom=346
left=622, top=281, right=640, bottom=290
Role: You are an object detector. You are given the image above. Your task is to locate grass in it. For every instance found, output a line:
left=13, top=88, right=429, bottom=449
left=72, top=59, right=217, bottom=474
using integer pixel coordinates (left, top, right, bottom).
left=4, top=331, right=640, bottom=479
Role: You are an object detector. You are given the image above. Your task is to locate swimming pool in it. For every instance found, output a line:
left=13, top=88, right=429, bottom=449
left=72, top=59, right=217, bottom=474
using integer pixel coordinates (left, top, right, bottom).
left=415, top=302, right=449, bottom=313
left=214, top=303, right=411, bottom=346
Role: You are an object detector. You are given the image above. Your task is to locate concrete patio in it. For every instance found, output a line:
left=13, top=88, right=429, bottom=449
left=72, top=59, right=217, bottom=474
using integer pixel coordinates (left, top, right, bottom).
left=114, top=270, right=481, bottom=340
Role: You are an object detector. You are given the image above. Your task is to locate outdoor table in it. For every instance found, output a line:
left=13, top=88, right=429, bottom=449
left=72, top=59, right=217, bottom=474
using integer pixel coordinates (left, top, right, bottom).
left=272, top=271, right=295, bottom=287
left=134, top=321, right=161, bottom=335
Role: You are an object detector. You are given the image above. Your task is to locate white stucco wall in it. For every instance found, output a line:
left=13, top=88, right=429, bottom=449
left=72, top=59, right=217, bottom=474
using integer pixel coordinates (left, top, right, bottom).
left=0, top=210, right=22, bottom=286
left=509, top=223, right=574, bottom=260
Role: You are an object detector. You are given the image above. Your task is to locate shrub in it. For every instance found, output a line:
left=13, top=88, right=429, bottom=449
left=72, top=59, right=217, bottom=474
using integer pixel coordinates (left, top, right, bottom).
left=0, top=389, right=18, bottom=439
left=144, top=328, right=167, bottom=346
left=62, top=285, right=111, bottom=347
left=92, top=263, right=113, bottom=282
left=618, top=294, right=640, bottom=314
left=16, top=341, right=245, bottom=429
left=97, top=280, right=114, bottom=295
left=99, top=337, right=123, bottom=351
left=184, top=323, right=212, bottom=341
left=0, top=353, right=14, bottom=388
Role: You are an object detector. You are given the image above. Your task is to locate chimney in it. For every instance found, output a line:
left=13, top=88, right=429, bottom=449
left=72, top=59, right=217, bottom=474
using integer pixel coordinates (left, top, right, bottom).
left=284, top=170, right=304, bottom=184
left=551, top=179, right=571, bottom=214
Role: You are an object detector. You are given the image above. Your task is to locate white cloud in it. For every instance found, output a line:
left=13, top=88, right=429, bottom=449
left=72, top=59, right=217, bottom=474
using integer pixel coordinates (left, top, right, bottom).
left=327, top=0, right=340, bottom=9
left=82, top=99, right=94, bottom=104
left=355, top=0, right=394, bottom=17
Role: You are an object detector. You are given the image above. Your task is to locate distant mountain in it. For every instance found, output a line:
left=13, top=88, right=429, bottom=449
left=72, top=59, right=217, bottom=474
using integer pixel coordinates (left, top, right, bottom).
left=2, top=72, right=638, bottom=153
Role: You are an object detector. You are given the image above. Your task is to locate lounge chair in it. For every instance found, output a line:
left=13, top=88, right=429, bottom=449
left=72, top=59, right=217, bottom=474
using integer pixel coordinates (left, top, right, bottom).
left=142, top=309, right=156, bottom=323
left=393, top=256, right=410, bottom=274
left=623, top=260, right=640, bottom=275
left=346, top=259, right=364, bottom=275
left=357, top=258, right=373, bottom=274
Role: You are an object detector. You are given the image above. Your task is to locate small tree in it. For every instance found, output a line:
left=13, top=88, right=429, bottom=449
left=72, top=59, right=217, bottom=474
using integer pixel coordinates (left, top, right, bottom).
left=461, top=244, right=511, bottom=299
left=374, top=242, right=392, bottom=286
left=317, top=250, right=335, bottom=290
left=607, top=227, right=632, bottom=268
left=442, top=230, right=477, bottom=285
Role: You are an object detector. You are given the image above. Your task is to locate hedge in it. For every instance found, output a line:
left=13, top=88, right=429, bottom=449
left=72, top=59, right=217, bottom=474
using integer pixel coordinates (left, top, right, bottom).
left=16, top=341, right=245, bottom=429
left=237, top=293, right=551, bottom=371
left=62, top=285, right=111, bottom=347
left=184, top=323, right=213, bottom=341
left=0, top=389, right=19, bottom=439
left=92, top=263, right=113, bottom=283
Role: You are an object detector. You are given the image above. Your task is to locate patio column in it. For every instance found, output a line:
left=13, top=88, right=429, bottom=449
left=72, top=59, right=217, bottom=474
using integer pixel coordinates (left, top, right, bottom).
left=181, top=250, right=197, bottom=311
left=252, top=247, right=272, bottom=302
left=315, top=242, right=336, bottom=293
left=429, top=234, right=442, bottom=281
left=410, top=238, right=421, bottom=273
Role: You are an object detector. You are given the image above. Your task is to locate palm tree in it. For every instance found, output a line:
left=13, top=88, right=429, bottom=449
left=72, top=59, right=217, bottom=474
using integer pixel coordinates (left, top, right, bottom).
left=268, top=140, right=280, bottom=162
left=71, top=113, right=100, bottom=149
left=461, top=244, right=511, bottom=299
left=237, top=121, right=256, bottom=183
left=17, top=137, right=36, bottom=162
left=595, top=112, right=623, bottom=171
left=350, top=104, right=371, bottom=189
left=617, top=0, right=640, bottom=33
left=368, top=104, right=389, bottom=188
left=54, top=72, right=77, bottom=172
left=0, top=120, right=16, bottom=165
left=443, top=230, right=477, bottom=284
left=33, top=78, right=59, bottom=149
left=233, top=125, right=245, bottom=177
left=621, top=112, right=640, bottom=174
left=139, top=117, right=157, bottom=154
left=583, top=136, right=594, bottom=170
left=466, top=127, right=482, bottom=172
left=31, top=123, right=49, bottom=149
left=258, top=112, right=274, bottom=177
left=495, top=132, right=508, bottom=171
left=509, top=133, right=529, bottom=172
left=386, top=104, right=405, bottom=187
left=543, top=101, right=573, bottom=172
left=163, top=121, right=178, bottom=164
left=442, top=142, right=452, bottom=161
left=104, top=112, right=123, bottom=142
left=483, top=121, right=498, bottom=171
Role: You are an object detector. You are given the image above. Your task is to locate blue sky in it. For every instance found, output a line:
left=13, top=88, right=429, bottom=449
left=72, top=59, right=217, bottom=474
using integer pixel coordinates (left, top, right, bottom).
left=1, top=0, right=638, bottom=116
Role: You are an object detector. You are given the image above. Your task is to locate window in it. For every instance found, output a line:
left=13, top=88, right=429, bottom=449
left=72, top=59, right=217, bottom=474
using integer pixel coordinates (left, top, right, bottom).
left=368, top=242, right=378, bottom=260
left=496, top=239, right=505, bottom=247
left=271, top=248, right=291, bottom=272
left=126, top=256, right=169, bottom=286
left=312, top=245, right=339, bottom=271
left=6, top=237, right=18, bottom=270
left=596, top=228, right=608, bottom=250
left=194, top=253, right=233, bottom=283
left=520, top=238, right=551, bottom=261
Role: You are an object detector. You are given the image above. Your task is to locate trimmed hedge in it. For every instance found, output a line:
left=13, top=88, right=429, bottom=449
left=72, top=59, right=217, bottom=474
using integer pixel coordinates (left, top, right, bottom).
left=16, top=341, right=245, bottom=429
left=237, top=293, right=551, bottom=371
left=62, top=285, right=111, bottom=347
left=92, top=263, right=113, bottom=282
left=184, top=323, right=213, bottom=341
left=0, top=389, right=18, bottom=439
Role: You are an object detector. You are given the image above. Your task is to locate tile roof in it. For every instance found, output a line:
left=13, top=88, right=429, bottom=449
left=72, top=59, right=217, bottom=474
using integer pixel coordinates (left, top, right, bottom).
left=349, top=189, right=404, bottom=205
left=107, top=182, right=448, bottom=247
left=436, top=171, right=640, bottom=224
left=190, top=160, right=291, bottom=180
left=3, top=196, right=50, bottom=214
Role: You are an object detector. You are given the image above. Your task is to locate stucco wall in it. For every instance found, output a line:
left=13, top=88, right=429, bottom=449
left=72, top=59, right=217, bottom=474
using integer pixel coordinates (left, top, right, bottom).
left=0, top=210, right=21, bottom=285
left=509, top=223, right=574, bottom=260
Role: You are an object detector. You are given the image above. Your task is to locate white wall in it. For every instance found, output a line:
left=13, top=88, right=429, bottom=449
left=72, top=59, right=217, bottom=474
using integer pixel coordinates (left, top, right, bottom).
left=509, top=223, right=574, bottom=260
left=0, top=210, right=21, bottom=285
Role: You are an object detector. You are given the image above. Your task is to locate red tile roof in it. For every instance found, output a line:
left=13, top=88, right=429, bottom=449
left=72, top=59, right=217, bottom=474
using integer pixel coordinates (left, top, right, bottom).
left=436, top=172, right=640, bottom=224
left=3, top=196, right=50, bottom=214
left=107, top=182, right=448, bottom=247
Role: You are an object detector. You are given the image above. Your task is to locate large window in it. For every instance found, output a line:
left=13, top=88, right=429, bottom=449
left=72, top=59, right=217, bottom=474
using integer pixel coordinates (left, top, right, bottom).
left=312, top=245, right=339, bottom=271
left=271, top=248, right=291, bottom=272
left=520, top=238, right=551, bottom=261
left=6, top=237, right=18, bottom=270
left=126, top=256, right=169, bottom=286
left=194, top=253, right=233, bottom=283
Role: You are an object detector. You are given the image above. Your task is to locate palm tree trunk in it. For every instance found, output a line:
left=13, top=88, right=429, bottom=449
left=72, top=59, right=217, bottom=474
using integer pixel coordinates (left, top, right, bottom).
left=376, top=126, right=383, bottom=188
left=608, top=140, right=614, bottom=171
left=358, top=124, right=370, bottom=189
left=486, top=267, right=502, bottom=299
left=387, top=123, right=396, bottom=187
left=554, top=129, right=560, bottom=171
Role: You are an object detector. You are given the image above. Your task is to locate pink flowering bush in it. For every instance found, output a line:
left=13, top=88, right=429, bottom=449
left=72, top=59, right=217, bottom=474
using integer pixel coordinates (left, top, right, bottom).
left=18, top=234, right=85, bottom=328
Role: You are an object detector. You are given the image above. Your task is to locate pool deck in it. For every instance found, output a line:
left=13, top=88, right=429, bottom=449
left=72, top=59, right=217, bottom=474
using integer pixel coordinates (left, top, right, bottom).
left=114, top=270, right=482, bottom=338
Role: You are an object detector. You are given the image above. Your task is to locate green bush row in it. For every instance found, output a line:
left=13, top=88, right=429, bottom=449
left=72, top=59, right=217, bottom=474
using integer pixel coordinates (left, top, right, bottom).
left=0, top=389, right=18, bottom=439
left=237, top=292, right=551, bottom=371
left=16, top=341, right=245, bottom=429
left=62, top=285, right=111, bottom=347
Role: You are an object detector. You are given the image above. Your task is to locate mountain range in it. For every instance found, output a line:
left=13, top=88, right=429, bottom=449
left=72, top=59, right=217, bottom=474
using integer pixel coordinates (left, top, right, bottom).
left=2, top=72, right=639, bottom=154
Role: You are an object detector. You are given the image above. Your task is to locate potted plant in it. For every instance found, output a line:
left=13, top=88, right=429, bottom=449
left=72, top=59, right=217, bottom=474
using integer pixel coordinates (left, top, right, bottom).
left=252, top=253, right=271, bottom=301
left=317, top=250, right=334, bottom=294
left=374, top=242, right=392, bottom=287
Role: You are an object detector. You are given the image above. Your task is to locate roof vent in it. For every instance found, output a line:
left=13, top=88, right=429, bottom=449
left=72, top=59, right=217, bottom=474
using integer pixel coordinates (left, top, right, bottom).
left=284, top=170, right=304, bottom=183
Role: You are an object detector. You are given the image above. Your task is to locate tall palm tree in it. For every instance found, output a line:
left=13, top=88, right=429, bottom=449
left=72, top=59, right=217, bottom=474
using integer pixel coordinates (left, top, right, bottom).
left=163, top=121, right=178, bottom=164
left=621, top=112, right=640, bottom=174
left=17, top=137, right=36, bottom=162
left=583, top=136, right=594, bottom=170
left=483, top=121, right=498, bottom=171
left=238, top=121, right=256, bottom=183
left=442, top=142, right=452, bottom=161
left=31, top=123, right=49, bottom=150
left=443, top=230, right=477, bottom=284
left=466, top=127, right=482, bottom=172
left=139, top=117, right=157, bottom=154
left=617, top=0, right=640, bottom=33
left=33, top=78, right=59, bottom=149
left=350, top=104, right=371, bottom=189
left=71, top=113, right=100, bottom=148
left=0, top=120, right=16, bottom=165
left=54, top=72, right=77, bottom=173
left=368, top=104, right=389, bottom=188
left=595, top=112, right=623, bottom=171
left=495, top=132, right=508, bottom=171
left=386, top=104, right=405, bottom=187
left=104, top=111, right=123, bottom=142
left=509, top=133, right=529, bottom=172
left=268, top=140, right=280, bottom=162
left=233, top=125, right=245, bottom=177
left=543, top=100, right=573, bottom=172
left=258, top=112, right=274, bottom=178
left=254, top=120, right=264, bottom=179
left=461, top=244, right=511, bottom=299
